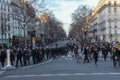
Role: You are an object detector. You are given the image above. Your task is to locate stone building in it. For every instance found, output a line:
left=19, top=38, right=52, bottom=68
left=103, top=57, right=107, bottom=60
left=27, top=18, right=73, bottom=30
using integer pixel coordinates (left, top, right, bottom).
left=86, top=0, right=120, bottom=43
left=0, top=0, right=36, bottom=47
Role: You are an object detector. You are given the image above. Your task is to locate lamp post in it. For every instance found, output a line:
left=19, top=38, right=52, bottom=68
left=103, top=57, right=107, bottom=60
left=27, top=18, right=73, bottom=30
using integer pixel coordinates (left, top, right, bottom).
left=1, top=23, right=4, bottom=49
left=8, top=33, right=11, bottom=47
left=82, top=27, right=88, bottom=46
left=39, top=14, right=49, bottom=45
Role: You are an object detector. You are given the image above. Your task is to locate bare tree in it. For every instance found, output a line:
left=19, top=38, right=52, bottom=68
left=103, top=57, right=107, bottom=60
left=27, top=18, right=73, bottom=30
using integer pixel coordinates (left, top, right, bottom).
left=26, top=0, right=66, bottom=43
left=11, top=0, right=36, bottom=47
left=44, top=11, right=66, bottom=42
left=69, top=5, right=91, bottom=42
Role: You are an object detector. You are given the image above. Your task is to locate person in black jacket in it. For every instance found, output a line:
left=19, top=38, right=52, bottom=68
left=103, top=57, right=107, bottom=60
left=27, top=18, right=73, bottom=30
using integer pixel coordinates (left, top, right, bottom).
left=31, top=48, right=36, bottom=64
left=93, top=47, right=98, bottom=66
left=23, top=48, right=30, bottom=66
left=74, top=45, right=78, bottom=57
left=83, top=47, right=89, bottom=63
left=16, top=48, right=23, bottom=67
left=10, top=48, right=15, bottom=66
left=102, top=46, right=108, bottom=61
left=0, top=49, right=6, bottom=67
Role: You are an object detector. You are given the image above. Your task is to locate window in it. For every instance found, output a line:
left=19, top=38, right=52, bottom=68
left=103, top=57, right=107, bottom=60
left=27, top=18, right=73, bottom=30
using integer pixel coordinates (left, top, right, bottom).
left=115, top=26, right=117, bottom=28
left=8, top=14, right=10, bottom=21
left=115, top=30, right=117, bottom=34
left=1, top=13, right=3, bottom=20
left=8, top=25, right=10, bottom=30
left=115, top=22, right=117, bottom=28
left=114, top=1, right=116, bottom=6
left=0, top=4, right=1, bottom=10
left=108, top=1, right=111, bottom=6
left=114, top=1, right=117, bottom=12
left=5, top=33, right=6, bottom=38
left=108, top=1, right=111, bottom=13
left=115, top=25, right=117, bottom=28
left=0, top=0, right=3, bottom=3
left=4, top=5, right=6, bottom=11
left=4, top=0, right=8, bottom=3
left=1, top=4, right=3, bottom=10
left=108, top=7, right=111, bottom=13
left=109, top=30, right=111, bottom=34
left=109, top=25, right=111, bottom=28
left=114, top=7, right=117, bottom=12
left=109, top=22, right=111, bottom=28
left=7, top=6, right=9, bottom=12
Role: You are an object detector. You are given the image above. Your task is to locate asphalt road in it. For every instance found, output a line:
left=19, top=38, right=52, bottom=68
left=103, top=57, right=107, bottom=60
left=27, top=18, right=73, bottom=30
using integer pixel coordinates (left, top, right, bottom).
left=0, top=56, right=120, bottom=80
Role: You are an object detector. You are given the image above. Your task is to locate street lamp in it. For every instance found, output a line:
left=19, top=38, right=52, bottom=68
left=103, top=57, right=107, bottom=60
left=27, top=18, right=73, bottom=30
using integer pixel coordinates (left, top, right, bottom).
left=39, top=14, right=49, bottom=44
left=31, top=21, right=40, bottom=48
left=8, top=33, right=11, bottom=47
left=82, top=27, right=88, bottom=45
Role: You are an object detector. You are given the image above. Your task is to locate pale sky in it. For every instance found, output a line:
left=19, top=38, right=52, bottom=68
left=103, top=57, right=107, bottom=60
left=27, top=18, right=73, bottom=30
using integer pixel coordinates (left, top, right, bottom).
left=37, top=0, right=99, bottom=35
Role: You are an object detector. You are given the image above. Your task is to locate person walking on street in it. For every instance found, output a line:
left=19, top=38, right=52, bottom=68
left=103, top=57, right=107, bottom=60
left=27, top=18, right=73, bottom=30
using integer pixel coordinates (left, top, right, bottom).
left=93, top=47, right=98, bottom=66
left=111, top=46, right=117, bottom=67
left=74, top=45, right=78, bottom=57
left=102, top=46, right=108, bottom=61
left=83, top=47, right=89, bottom=63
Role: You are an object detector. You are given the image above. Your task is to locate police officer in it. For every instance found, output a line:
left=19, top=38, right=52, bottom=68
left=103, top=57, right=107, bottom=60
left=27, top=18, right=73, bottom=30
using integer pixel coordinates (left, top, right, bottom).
left=23, top=48, right=30, bottom=66
left=36, top=47, right=40, bottom=63
left=16, top=48, right=23, bottom=67
left=10, top=48, right=15, bottom=66
left=31, top=48, right=36, bottom=64
left=0, top=49, right=6, bottom=67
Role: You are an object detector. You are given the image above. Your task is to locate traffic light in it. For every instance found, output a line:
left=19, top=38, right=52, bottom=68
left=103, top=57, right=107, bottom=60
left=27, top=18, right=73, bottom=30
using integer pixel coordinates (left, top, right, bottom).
left=83, top=28, right=87, bottom=35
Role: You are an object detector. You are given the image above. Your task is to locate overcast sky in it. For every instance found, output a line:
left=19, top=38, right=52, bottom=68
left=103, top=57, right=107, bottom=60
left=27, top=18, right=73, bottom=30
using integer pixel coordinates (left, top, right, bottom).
left=38, top=0, right=99, bottom=35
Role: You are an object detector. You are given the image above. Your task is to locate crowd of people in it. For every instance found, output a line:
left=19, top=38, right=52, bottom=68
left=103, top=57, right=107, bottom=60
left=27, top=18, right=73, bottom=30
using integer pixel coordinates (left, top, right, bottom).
left=0, top=45, right=71, bottom=69
left=75, top=42, right=120, bottom=67
left=59, top=41, right=120, bottom=67
left=0, top=41, right=120, bottom=69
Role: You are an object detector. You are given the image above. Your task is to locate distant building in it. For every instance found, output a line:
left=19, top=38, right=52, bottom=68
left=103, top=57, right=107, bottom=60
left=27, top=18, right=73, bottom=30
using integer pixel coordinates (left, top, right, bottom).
left=86, top=0, right=120, bottom=43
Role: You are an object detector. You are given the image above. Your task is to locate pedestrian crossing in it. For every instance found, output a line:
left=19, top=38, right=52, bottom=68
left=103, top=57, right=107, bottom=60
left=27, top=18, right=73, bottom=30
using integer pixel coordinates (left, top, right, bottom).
left=63, top=56, right=111, bottom=61
left=61, top=50, right=112, bottom=61
left=3, top=72, right=120, bottom=78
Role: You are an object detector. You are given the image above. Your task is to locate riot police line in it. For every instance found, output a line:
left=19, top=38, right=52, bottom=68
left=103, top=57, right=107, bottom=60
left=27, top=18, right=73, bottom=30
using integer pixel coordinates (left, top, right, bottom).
left=0, top=45, right=68, bottom=69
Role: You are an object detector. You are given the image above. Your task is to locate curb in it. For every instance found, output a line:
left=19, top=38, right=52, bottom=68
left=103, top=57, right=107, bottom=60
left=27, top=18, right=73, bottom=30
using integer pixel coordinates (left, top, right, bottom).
left=0, top=59, right=53, bottom=77
left=21, top=58, right=53, bottom=69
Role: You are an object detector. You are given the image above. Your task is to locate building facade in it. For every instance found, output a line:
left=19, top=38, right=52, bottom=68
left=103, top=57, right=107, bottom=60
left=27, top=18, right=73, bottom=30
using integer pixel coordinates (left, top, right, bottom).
left=87, top=0, right=120, bottom=43
left=0, top=0, right=36, bottom=47
left=0, top=0, right=10, bottom=46
left=0, top=0, right=24, bottom=47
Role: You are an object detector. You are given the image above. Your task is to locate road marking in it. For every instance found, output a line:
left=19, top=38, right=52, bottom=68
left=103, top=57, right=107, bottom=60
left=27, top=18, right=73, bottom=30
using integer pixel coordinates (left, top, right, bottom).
left=4, top=72, right=120, bottom=78
left=0, top=71, right=5, bottom=76
left=98, top=58, right=111, bottom=61
left=22, top=59, right=53, bottom=69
